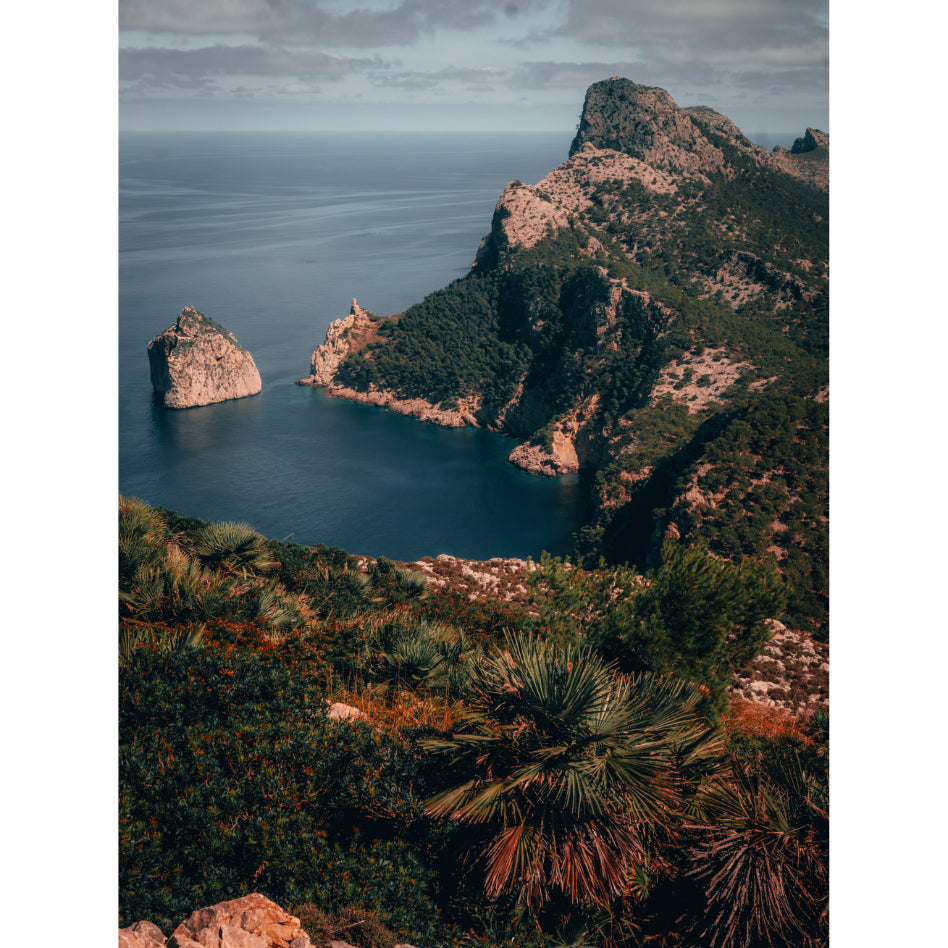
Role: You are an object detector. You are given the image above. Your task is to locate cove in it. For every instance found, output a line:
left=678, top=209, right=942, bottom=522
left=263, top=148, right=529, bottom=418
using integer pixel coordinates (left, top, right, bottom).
left=119, top=131, right=588, bottom=560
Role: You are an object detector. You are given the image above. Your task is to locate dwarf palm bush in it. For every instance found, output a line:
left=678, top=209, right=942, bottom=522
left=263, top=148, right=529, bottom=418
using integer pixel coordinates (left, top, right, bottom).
left=191, top=520, right=277, bottom=577
left=246, top=581, right=308, bottom=631
left=684, top=749, right=828, bottom=947
left=368, top=557, right=429, bottom=606
left=368, top=618, right=478, bottom=695
left=424, top=633, right=726, bottom=911
left=121, top=555, right=236, bottom=626
left=119, top=496, right=170, bottom=587
left=120, top=623, right=205, bottom=661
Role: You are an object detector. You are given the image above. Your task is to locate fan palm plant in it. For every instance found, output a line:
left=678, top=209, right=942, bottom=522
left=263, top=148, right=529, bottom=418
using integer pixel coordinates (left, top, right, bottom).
left=119, top=495, right=169, bottom=588
left=119, top=623, right=205, bottom=661
left=191, top=520, right=277, bottom=577
left=369, top=618, right=477, bottom=694
left=424, top=633, right=726, bottom=911
left=684, top=750, right=828, bottom=947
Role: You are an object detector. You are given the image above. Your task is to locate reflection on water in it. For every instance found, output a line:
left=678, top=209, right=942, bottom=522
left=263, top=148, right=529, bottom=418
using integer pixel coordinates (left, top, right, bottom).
left=120, top=132, right=588, bottom=560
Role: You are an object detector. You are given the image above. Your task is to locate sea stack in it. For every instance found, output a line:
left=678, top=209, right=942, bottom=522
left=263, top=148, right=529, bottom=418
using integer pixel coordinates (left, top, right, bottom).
left=147, top=306, right=262, bottom=408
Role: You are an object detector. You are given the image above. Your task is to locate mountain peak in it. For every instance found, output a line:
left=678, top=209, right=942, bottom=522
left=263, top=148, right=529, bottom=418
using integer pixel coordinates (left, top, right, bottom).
left=568, top=78, right=726, bottom=174
left=569, top=77, right=827, bottom=190
left=791, top=128, right=829, bottom=154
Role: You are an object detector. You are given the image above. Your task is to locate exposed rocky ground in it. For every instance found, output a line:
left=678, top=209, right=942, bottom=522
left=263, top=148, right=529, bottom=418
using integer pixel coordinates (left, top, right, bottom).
left=119, top=893, right=420, bottom=948
left=367, top=553, right=829, bottom=715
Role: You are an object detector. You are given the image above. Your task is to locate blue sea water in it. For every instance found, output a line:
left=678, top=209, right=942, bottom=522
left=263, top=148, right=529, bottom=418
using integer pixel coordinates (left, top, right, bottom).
left=119, top=130, right=590, bottom=561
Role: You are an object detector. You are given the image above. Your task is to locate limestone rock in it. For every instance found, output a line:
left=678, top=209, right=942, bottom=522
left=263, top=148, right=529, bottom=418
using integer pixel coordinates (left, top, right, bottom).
left=119, top=920, right=167, bottom=948
left=569, top=78, right=730, bottom=176
left=473, top=179, right=572, bottom=266
left=148, top=306, right=262, bottom=409
left=326, top=701, right=369, bottom=722
left=771, top=127, right=829, bottom=190
left=569, top=77, right=828, bottom=191
left=302, top=299, right=374, bottom=386
left=167, top=893, right=308, bottom=948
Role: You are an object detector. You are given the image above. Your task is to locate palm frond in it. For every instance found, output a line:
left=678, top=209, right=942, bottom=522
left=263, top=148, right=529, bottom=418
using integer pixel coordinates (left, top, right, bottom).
left=424, top=631, right=727, bottom=911
left=191, top=520, right=276, bottom=576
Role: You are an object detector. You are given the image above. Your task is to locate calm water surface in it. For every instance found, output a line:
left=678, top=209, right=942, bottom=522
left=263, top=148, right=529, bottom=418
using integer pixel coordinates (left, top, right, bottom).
left=120, top=131, right=589, bottom=560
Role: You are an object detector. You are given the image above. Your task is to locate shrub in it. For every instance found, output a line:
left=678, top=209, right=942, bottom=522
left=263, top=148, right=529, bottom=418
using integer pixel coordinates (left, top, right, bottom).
left=119, top=648, right=442, bottom=934
left=424, top=633, right=726, bottom=913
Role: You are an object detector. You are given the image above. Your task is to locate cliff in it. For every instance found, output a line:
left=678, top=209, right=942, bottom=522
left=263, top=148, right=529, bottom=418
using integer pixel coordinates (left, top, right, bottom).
left=299, top=77, right=829, bottom=629
left=148, top=306, right=262, bottom=409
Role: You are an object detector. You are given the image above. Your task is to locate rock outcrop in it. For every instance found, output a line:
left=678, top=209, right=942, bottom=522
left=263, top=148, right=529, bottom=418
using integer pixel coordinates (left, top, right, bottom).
left=119, top=894, right=427, bottom=948
left=771, top=127, right=829, bottom=190
left=790, top=127, right=829, bottom=154
left=303, top=299, right=374, bottom=386
left=119, top=920, right=168, bottom=948
left=118, top=893, right=313, bottom=948
left=299, top=299, right=483, bottom=427
left=148, top=306, right=262, bottom=409
left=570, top=77, right=828, bottom=191
left=569, top=78, right=730, bottom=176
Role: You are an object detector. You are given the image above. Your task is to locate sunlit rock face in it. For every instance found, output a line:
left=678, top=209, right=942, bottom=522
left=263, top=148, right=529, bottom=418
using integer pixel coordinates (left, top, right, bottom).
left=148, top=306, right=262, bottom=409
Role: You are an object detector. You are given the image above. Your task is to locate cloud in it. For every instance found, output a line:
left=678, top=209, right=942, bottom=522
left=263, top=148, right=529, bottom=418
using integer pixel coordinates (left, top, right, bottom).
left=554, top=0, right=827, bottom=67
left=371, top=60, right=648, bottom=93
left=119, top=0, right=555, bottom=46
left=120, top=44, right=381, bottom=81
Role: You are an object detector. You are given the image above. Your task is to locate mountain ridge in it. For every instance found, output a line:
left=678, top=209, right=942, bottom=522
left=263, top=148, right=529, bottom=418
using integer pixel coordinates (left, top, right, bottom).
left=300, top=77, right=829, bottom=631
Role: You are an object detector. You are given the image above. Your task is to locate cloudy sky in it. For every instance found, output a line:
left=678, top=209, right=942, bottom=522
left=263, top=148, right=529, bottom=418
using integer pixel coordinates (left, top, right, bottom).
left=119, top=0, right=829, bottom=137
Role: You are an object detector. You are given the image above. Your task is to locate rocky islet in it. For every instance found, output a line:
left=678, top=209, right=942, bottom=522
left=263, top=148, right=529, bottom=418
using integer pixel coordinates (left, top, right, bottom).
left=148, top=306, right=262, bottom=409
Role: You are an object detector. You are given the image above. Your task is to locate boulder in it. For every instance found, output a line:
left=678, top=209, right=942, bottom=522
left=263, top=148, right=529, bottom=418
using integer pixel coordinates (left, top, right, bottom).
left=148, top=306, right=262, bottom=409
left=119, top=920, right=167, bottom=948
left=166, top=893, right=310, bottom=948
left=326, top=701, right=369, bottom=723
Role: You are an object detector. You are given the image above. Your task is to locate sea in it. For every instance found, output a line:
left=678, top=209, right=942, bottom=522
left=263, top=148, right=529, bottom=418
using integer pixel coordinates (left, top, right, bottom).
left=119, top=130, right=591, bottom=562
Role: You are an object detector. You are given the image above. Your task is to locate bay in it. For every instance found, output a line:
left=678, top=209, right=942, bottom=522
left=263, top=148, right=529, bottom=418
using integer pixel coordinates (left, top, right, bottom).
left=119, top=130, right=589, bottom=561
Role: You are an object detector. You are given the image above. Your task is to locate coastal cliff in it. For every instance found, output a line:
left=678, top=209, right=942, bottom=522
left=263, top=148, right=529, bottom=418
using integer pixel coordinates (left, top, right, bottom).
left=148, top=306, right=262, bottom=409
left=297, top=77, right=829, bottom=630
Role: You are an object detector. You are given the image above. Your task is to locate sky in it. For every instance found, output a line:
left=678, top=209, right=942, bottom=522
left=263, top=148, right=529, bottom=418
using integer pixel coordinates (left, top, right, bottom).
left=119, top=0, right=829, bottom=137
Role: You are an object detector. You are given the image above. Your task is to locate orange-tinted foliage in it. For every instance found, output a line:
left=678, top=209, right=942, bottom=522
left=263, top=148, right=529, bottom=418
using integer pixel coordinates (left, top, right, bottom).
left=330, top=681, right=464, bottom=741
left=721, top=697, right=811, bottom=745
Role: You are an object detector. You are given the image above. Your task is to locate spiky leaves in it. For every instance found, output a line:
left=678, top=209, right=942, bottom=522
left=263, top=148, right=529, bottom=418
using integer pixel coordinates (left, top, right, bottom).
left=424, top=634, right=726, bottom=911
left=191, top=521, right=277, bottom=577
left=120, top=624, right=205, bottom=661
left=685, top=751, right=828, bottom=948
left=367, top=618, right=478, bottom=695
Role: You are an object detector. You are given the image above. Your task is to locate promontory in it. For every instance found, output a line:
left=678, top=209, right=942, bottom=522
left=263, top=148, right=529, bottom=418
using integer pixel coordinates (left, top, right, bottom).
left=298, top=76, right=829, bottom=634
left=148, top=306, right=262, bottom=409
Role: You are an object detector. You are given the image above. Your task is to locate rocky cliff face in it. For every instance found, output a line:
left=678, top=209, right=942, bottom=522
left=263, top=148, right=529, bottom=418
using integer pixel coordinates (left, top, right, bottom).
left=569, top=77, right=828, bottom=190
left=303, top=299, right=375, bottom=386
left=148, top=307, right=262, bottom=409
left=299, top=77, right=828, bottom=628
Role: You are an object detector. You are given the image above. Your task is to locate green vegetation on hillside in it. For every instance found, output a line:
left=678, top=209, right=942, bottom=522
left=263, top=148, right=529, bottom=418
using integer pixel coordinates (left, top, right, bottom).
left=119, top=498, right=827, bottom=947
left=328, top=127, right=828, bottom=627
left=336, top=271, right=532, bottom=417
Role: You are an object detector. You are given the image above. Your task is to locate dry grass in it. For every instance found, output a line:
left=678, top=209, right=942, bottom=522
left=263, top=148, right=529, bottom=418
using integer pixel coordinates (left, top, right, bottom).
left=721, top=697, right=811, bottom=745
left=329, top=679, right=465, bottom=740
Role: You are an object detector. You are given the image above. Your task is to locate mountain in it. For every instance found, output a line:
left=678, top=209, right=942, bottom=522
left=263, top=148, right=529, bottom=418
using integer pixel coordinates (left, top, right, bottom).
left=301, top=78, right=829, bottom=633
